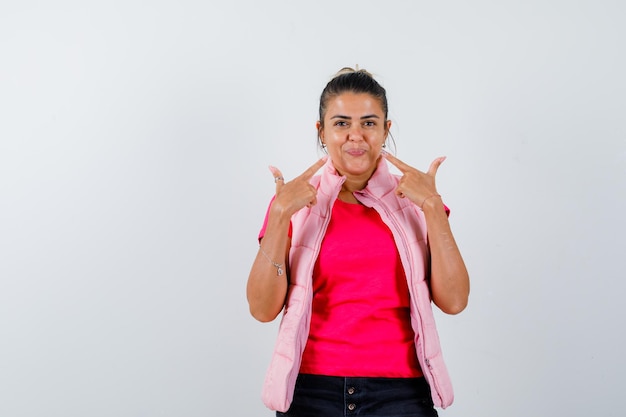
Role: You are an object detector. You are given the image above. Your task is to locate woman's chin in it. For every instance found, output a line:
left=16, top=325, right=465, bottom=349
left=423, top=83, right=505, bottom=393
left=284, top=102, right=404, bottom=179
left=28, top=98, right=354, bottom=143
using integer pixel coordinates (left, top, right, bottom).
left=336, top=161, right=377, bottom=179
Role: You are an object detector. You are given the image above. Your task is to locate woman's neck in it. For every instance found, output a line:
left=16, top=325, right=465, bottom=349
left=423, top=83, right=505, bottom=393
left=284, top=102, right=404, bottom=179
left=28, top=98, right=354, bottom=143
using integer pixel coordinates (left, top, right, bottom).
left=338, top=166, right=377, bottom=193
left=337, top=189, right=361, bottom=204
left=341, top=177, right=368, bottom=193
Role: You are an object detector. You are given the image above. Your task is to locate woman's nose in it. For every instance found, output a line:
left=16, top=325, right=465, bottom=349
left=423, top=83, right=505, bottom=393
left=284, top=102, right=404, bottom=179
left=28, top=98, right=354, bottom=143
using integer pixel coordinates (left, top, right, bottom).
left=348, top=125, right=363, bottom=140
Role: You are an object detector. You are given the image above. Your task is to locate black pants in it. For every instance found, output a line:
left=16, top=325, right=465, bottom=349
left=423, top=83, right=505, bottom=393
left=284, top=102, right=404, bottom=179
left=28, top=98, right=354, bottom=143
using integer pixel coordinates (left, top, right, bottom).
left=277, top=374, right=439, bottom=417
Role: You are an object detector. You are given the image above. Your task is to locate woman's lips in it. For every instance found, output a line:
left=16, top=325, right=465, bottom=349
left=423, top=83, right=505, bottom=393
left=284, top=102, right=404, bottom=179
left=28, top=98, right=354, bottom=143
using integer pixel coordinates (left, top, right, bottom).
left=345, top=148, right=367, bottom=156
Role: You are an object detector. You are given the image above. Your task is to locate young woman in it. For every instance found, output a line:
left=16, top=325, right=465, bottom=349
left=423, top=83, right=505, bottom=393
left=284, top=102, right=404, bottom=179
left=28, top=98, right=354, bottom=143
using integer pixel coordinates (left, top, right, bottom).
left=247, top=68, right=469, bottom=417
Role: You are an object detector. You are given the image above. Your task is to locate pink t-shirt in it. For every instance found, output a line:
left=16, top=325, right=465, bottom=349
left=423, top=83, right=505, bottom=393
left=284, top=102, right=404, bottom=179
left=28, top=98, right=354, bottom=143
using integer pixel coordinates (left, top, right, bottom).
left=260, top=198, right=422, bottom=378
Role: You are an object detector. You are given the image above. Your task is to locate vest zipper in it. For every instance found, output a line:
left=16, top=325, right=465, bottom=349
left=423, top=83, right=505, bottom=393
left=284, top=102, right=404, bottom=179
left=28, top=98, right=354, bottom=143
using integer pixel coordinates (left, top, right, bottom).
left=354, top=190, right=444, bottom=404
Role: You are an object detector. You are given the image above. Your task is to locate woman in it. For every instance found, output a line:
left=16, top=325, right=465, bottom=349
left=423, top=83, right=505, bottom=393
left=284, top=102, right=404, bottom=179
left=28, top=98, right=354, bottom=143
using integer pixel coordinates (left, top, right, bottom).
left=247, top=68, right=469, bottom=417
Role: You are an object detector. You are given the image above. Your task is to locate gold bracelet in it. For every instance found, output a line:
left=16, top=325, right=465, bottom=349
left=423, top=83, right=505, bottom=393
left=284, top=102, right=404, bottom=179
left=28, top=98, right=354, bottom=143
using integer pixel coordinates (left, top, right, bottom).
left=259, top=246, right=284, bottom=276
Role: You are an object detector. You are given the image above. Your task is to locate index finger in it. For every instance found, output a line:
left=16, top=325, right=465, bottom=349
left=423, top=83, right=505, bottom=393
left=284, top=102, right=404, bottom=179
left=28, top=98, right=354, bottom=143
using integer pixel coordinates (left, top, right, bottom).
left=298, top=156, right=327, bottom=180
left=382, top=152, right=411, bottom=172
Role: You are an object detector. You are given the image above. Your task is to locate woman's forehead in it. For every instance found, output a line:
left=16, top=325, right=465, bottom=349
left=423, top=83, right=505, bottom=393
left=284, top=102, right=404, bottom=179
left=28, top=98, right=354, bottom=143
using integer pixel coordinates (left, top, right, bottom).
left=325, top=92, right=385, bottom=117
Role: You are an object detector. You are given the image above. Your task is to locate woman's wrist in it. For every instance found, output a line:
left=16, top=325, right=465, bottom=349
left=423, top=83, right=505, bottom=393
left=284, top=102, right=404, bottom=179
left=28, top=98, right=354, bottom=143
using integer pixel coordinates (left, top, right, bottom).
left=270, top=198, right=295, bottom=221
left=420, top=194, right=442, bottom=211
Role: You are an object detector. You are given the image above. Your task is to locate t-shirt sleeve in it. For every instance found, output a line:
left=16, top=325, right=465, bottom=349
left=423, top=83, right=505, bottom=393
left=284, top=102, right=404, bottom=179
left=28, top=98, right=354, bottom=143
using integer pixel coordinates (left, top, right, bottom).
left=258, top=196, right=293, bottom=241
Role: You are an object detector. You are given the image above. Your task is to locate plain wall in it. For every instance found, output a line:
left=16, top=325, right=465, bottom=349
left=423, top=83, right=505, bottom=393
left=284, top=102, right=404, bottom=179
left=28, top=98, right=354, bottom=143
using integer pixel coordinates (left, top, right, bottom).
left=1, top=1, right=625, bottom=416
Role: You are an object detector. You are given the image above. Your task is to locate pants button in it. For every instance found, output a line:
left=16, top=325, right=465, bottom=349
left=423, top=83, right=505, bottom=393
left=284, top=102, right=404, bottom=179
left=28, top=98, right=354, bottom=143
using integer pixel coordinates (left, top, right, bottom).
left=347, top=403, right=356, bottom=411
left=347, top=387, right=356, bottom=395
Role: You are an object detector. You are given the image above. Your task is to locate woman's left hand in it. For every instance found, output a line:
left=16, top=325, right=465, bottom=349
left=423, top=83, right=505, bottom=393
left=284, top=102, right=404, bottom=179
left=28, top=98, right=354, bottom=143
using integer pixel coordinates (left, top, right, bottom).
left=385, top=151, right=469, bottom=314
left=383, top=152, right=446, bottom=209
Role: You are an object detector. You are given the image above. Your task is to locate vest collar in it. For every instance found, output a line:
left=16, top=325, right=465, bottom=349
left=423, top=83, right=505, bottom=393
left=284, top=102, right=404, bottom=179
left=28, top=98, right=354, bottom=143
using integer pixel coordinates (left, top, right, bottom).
left=319, top=156, right=397, bottom=199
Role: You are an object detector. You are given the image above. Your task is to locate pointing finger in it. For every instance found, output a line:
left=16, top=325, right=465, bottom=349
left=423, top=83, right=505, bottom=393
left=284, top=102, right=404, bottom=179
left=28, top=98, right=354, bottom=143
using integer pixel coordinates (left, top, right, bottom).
left=427, top=156, right=446, bottom=177
left=298, top=156, right=327, bottom=180
left=382, top=152, right=411, bottom=173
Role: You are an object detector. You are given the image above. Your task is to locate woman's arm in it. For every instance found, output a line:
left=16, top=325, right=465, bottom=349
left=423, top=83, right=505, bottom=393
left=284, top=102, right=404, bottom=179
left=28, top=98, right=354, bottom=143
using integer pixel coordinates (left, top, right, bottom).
left=383, top=152, right=470, bottom=314
left=246, top=206, right=291, bottom=322
left=421, top=197, right=469, bottom=314
left=246, top=158, right=327, bottom=322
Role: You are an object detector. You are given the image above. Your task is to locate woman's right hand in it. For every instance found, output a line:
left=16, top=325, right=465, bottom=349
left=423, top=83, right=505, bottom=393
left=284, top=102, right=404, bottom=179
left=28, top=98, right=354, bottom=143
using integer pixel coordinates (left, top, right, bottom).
left=269, top=157, right=327, bottom=218
left=247, top=157, right=327, bottom=322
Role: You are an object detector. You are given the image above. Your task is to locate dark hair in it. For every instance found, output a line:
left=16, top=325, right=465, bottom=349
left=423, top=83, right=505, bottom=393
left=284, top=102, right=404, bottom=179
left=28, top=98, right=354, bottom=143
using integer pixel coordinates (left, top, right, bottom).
left=318, top=67, right=389, bottom=128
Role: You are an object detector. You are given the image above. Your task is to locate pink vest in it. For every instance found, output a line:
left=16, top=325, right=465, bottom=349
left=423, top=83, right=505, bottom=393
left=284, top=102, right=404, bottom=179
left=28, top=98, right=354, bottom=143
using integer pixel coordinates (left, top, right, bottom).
left=261, top=158, right=454, bottom=412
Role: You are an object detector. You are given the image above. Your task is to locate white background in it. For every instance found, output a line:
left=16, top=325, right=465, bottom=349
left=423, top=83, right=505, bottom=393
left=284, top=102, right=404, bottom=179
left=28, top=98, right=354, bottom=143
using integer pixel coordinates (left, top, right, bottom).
left=1, top=1, right=625, bottom=416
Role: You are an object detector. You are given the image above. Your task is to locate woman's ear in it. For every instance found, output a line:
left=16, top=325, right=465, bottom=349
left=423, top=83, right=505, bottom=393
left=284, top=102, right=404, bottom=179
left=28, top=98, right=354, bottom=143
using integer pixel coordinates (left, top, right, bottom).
left=384, top=120, right=392, bottom=141
left=316, top=121, right=324, bottom=141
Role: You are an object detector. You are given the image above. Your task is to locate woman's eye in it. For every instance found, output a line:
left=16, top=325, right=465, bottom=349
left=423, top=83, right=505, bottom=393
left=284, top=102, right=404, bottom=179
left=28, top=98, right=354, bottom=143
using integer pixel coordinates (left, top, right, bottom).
left=363, top=120, right=376, bottom=127
left=334, top=121, right=348, bottom=127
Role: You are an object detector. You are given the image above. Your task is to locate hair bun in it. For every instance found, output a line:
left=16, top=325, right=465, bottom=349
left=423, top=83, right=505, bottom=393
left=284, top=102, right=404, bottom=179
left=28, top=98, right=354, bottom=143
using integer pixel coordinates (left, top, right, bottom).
left=333, top=65, right=374, bottom=79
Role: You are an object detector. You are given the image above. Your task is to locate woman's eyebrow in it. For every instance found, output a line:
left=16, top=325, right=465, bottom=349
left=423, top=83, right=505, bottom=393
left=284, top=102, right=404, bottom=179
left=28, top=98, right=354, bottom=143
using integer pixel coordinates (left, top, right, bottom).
left=329, top=114, right=380, bottom=120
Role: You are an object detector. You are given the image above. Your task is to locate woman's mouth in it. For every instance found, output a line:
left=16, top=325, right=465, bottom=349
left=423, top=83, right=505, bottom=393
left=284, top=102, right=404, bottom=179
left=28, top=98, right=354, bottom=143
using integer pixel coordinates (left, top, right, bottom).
left=345, top=148, right=367, bottom=156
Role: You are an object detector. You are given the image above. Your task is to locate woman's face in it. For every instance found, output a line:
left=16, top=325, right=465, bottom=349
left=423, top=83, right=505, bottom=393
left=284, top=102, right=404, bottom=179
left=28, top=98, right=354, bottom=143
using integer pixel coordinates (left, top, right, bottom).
left=318, top=92, right=391, bottom=185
